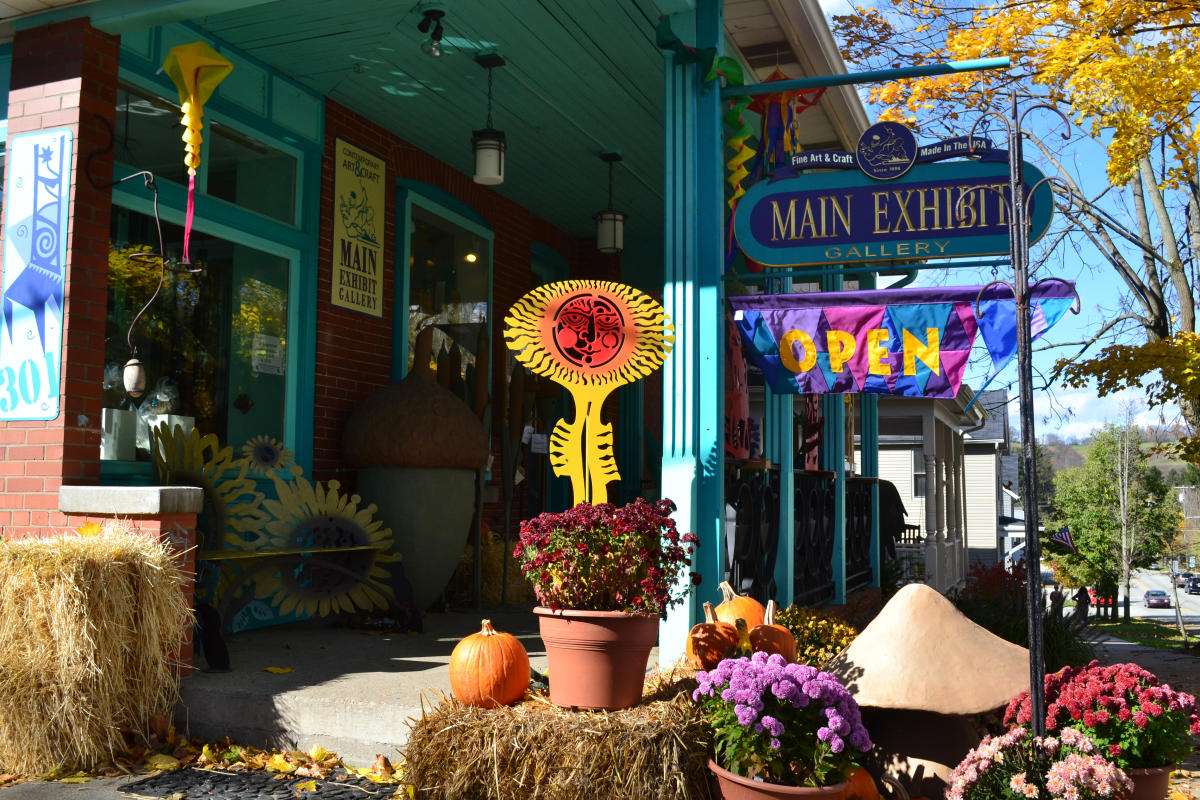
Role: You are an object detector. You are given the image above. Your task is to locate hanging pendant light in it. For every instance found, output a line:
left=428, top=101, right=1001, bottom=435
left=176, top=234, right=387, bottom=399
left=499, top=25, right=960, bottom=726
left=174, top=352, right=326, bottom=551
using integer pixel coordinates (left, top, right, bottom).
left=594, top=152, right=625, bottom=254
left=472, top=53, right=506, bottom=185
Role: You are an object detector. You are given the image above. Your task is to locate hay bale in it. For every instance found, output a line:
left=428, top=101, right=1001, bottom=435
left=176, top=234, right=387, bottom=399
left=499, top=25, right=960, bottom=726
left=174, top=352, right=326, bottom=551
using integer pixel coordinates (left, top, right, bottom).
left=0, top=525, right=191, bottom=774
left=402, top=670, right=714, bottom=800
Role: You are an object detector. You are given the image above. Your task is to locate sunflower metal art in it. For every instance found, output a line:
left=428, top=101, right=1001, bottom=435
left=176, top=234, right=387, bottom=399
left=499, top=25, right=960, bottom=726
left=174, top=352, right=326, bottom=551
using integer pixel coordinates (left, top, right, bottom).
left=251, top=475, right=397, bottom=618
left=241, top=435, right=299, bottom=478
left=504, top=280, right=674, bottom=504
left=151, top=422, right=269, bottom=551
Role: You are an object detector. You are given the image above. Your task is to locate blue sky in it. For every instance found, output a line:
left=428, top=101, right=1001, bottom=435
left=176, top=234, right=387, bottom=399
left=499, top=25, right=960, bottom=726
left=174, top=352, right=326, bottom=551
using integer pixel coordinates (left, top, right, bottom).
left=807, top=0, right=1181, bottom=443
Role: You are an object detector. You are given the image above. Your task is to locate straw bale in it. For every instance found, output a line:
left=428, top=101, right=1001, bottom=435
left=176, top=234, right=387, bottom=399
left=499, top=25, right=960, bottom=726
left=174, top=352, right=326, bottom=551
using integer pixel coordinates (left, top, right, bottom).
left=0, top=525, right=191, bottom=774
left=401, top=668, right=714, bottom=800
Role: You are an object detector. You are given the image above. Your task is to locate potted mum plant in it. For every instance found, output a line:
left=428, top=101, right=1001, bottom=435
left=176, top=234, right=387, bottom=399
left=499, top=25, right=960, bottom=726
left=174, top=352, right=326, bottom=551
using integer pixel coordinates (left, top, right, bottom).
left=1005, top=660, right=1200, bottom=800
left=513, top=497, right=698, bottom=710
left=947, top=725, right=1133, bottom=800
left=693, top=651, right=872, bottom=798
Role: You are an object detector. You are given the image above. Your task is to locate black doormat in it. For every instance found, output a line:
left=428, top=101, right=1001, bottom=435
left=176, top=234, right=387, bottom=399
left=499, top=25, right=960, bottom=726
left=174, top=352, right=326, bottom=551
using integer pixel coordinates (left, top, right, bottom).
left=121, top=767, right=402, bottom=799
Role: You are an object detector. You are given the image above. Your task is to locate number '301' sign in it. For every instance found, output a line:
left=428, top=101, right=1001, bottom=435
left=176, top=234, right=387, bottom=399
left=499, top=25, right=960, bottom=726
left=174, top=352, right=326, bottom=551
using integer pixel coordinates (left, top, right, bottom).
left=0, top=128, right=72, bottom=421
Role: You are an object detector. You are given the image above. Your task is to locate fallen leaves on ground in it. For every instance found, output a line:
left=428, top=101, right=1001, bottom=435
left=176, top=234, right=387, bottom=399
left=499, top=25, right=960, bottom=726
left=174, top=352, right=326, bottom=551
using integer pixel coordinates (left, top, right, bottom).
left=263, top=666, right=294, bottom=674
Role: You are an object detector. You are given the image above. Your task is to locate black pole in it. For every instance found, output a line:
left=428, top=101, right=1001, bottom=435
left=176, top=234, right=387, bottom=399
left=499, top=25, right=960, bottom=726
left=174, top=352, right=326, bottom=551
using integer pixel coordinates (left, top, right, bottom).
left=1007, top=93, right=1046, bottom=737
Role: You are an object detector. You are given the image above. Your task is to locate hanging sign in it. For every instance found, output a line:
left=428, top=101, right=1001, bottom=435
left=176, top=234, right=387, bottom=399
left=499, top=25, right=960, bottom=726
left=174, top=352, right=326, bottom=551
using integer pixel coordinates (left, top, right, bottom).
left=734, top=160, right=1053, bottom=268
left=0, top=128, right=72, bottom=420
left=728, top=281, right=1075, bottom=398
left=331, top=138, right=385, bottom=317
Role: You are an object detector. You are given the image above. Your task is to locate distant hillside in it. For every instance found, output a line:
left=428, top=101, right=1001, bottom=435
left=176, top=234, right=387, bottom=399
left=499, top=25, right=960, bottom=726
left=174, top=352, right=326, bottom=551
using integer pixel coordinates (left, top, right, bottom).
left=1041, top=442, right=1187, bottom=476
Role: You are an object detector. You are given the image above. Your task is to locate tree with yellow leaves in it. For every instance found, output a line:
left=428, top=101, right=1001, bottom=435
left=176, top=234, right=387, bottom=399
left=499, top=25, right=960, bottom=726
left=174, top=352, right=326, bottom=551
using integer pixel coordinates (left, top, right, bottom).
left=834, top=1, right=1200, bottom=460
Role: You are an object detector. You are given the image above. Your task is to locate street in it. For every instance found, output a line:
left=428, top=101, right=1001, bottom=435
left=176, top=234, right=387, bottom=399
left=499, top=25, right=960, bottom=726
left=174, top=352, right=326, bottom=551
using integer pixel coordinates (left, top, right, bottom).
left=1099, top=568, right=1200, bottom=632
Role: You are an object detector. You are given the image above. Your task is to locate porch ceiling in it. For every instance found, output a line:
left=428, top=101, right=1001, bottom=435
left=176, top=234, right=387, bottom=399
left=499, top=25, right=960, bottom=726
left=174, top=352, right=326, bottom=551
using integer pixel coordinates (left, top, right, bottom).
left=10, top=0, right=867, bottom=261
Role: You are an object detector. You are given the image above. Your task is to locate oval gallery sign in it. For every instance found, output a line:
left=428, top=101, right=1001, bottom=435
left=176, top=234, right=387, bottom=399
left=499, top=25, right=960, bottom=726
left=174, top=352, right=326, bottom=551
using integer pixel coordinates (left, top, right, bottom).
left=734, top=160, right=1053, bottom=268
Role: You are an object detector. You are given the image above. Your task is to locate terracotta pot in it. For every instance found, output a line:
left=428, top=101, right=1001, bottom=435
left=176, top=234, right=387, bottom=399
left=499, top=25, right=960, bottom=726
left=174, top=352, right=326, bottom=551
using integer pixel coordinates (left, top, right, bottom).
left=708, top=760, right=848, bottom=799
left=1125, top=764, right=1173, bottom=800
left=533, top=607, right=658, bottom=710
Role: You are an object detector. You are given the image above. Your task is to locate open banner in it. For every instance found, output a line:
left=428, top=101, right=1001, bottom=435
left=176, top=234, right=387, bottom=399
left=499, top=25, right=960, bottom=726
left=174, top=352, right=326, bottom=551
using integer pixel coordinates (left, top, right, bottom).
left=728, top=281, right=1076, bottom=398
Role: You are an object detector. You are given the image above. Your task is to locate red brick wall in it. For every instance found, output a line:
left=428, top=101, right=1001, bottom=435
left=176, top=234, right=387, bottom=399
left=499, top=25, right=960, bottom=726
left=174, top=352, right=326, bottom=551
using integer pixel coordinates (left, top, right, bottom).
left=0, top=20, right=118, bottom=537
left=313, top=100, right=591, bottom=487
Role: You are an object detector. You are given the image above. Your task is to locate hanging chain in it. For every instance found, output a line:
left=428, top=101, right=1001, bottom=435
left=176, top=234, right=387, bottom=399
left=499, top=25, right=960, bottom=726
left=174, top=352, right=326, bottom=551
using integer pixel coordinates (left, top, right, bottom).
left=608, top=160, right=615, bottom=211
left=486, top=67, right=495, bottom=129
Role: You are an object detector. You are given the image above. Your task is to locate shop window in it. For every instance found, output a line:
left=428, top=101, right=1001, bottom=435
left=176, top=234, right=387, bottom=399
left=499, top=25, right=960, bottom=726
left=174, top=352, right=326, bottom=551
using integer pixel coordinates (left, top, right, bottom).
left=207, top=120, right=297, bottom=224
left=104, top=207, right=289, bottom=459
left=913, top=448, right=927, bottom=498
left=114, top=83, right=190, bottom=187
left=114, top=81, right=298, bottom=224
left=406, top=206, right=489, bottom=381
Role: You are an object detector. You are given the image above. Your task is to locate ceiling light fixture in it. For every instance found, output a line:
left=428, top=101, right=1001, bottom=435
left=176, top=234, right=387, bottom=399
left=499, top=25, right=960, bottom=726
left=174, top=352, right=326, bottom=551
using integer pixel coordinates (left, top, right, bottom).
left=594, top=152, right=625, bottom=254
left=417, top=8, right=445, bottom=57
left=472, top=52, right=506, bottom=185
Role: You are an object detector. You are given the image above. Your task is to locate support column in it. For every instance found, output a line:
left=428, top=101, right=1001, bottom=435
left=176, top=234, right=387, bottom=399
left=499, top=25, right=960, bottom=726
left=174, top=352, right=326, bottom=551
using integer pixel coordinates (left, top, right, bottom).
left=923, top=415, right=938, bottom=586
left=659, top=0, right=725, bottom=666
left=0, top=19, right=118, bottom=536
left=857, top=274, right=880, bottom=588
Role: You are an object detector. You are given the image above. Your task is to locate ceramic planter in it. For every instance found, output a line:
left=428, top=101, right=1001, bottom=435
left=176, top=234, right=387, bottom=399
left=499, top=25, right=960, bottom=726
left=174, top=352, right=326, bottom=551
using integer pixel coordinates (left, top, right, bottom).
left=708, top=760, right=848, bottom=799
left=1125, top=764, right=1173, bottom=800
left=533, top=607, right=658, bottom=710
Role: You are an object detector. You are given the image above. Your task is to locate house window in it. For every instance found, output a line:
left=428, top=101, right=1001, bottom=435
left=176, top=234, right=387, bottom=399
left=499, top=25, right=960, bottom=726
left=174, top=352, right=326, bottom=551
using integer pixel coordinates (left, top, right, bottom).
left=913, top=448, right=927, bottom=497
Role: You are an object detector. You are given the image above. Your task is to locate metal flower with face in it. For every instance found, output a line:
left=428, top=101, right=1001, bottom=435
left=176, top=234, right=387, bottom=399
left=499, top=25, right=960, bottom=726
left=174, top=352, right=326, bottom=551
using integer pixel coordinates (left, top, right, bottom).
left=504, top=280, right=673, bottom=504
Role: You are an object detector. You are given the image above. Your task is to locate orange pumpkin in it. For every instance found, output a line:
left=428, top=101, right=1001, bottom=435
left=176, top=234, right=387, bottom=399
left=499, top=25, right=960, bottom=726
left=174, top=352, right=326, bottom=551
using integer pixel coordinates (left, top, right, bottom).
left=448, top=619, right=530, bottom=708
left=686, top=601, right=738, bottom=669
left=842, top=767, right=880, bottom=800
left=749, top=600, right=797, bottom=662
left=715, top=581, right=765, bottom=629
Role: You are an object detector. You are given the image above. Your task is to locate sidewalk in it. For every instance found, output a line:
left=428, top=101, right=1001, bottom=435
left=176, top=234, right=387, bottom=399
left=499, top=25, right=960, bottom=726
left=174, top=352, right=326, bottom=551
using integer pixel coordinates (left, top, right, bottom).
left=0, top=620, right=1197, bottom=798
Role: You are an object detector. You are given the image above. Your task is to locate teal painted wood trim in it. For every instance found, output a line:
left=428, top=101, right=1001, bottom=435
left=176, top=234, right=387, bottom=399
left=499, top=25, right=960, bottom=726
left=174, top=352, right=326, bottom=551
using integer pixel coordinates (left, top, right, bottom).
left=617, top=383, right=644, bottom=505
left=100, top=460, right=155, bottom=486
left=13, top=0, right=279, bottom=34
left=0, top=43, right=11, bottom=119
left=396, top=179, right=491, bottom=231
left=820, top=273, right=846, bottom=605
left=765, top=390, right=794, bottom=606
left=658, top=0, right=725, bottom=667
left=721, top=58, right=1011, bottom=98
left=392, top=183, right=494, bottom=382
left=858, top=272, right=880, bottom=588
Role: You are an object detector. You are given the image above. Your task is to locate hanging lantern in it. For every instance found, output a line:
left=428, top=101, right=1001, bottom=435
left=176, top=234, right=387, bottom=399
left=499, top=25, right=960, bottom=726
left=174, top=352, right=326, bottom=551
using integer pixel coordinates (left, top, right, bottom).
left=472, top=53, right=506, bottom=185
left=123, top=358, right=147, bottom=399
left=594, top=152, right=625, bottom=254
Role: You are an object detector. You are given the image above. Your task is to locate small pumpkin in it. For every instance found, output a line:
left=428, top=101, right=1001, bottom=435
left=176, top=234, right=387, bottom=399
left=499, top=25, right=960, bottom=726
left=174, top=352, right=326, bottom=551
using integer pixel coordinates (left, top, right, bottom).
left=448, top=619, right=530, bottom=708
left=749, top=600, right=797, bottom=662
left=842, top=766, right=880, bottom=800
left=686, top=601, right=738, bottom=669
left=714, top=580, right=765, bottom=629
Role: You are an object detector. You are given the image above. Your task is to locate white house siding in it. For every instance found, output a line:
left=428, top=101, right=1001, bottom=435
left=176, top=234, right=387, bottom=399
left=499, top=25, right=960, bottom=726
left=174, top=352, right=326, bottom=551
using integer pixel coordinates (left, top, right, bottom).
left=879, top=447, right=924, bottom=532
left=964, top=449, right=998, bottom=553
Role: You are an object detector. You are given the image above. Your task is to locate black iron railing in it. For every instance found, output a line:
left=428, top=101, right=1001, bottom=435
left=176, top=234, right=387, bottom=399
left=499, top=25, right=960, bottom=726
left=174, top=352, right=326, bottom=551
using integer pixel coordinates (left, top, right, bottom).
left=845, top=477, right=875, bottom=593
left=723, top=466, right=780, bottom=603
left=793, top=470, right=835, bottom=606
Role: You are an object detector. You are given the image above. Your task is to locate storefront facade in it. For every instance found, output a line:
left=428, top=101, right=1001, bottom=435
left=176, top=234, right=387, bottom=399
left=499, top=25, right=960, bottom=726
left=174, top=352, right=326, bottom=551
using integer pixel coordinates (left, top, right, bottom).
left=0, top=0, right=872, bottom=663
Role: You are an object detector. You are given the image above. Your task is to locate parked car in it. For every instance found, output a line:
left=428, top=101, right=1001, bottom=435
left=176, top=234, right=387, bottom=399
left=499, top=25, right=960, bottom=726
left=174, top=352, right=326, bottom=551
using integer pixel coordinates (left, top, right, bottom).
left=1188, top=577, right=1200, bottom=595
left=1088, top=587, right=1114, bottom=606
left=1143, top=589, right=1171, bottom=608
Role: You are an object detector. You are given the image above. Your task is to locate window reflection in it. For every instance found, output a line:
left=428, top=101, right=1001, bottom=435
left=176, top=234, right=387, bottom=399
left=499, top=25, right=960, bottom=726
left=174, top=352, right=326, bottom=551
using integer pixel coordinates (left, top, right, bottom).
left=104, top=208, right=289, bottom=458
left=407, top=207, right=489, bottom=382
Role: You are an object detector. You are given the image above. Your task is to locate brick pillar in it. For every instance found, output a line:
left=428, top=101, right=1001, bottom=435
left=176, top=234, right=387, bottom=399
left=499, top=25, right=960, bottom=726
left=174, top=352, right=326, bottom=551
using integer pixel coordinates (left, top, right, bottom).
left=0, top=20, right=119, bottom=536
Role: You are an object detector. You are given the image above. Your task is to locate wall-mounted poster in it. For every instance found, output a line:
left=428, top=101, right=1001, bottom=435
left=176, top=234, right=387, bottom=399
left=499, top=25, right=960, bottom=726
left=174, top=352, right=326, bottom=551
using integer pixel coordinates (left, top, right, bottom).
left=0, top=128, right=72, bottom=420
left=332, top=138, right=385, bottom=317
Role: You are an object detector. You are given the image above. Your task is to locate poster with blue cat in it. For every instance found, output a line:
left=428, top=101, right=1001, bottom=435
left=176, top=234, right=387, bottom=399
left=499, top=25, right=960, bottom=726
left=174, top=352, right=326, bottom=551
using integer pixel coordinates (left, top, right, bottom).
left=0, top=128, right=71, bottom=420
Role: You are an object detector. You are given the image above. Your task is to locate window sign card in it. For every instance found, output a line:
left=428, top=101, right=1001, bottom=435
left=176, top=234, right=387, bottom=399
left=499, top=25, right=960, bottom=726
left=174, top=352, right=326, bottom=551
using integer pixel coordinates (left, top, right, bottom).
left=331, top=138, right=385, bottom=317
left=251, top=332, right=284, bottom=376
left=0, top=128, right=72, bottom=420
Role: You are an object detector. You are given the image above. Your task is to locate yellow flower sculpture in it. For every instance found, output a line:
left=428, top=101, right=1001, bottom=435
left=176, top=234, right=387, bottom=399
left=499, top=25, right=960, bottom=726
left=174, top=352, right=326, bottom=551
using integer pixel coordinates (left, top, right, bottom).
left=151, top=422, right=268, bottom=550
left=241, top=435, right=298, bottom=478
left=252, top=475, right=397, bottom=618
left=504, top=280, right=673, bottom=504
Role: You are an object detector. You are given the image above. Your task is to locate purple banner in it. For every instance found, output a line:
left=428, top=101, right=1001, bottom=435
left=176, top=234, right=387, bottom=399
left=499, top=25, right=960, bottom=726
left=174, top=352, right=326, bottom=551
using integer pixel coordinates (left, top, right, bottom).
left=728, top=281, right=1076, bottom=398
